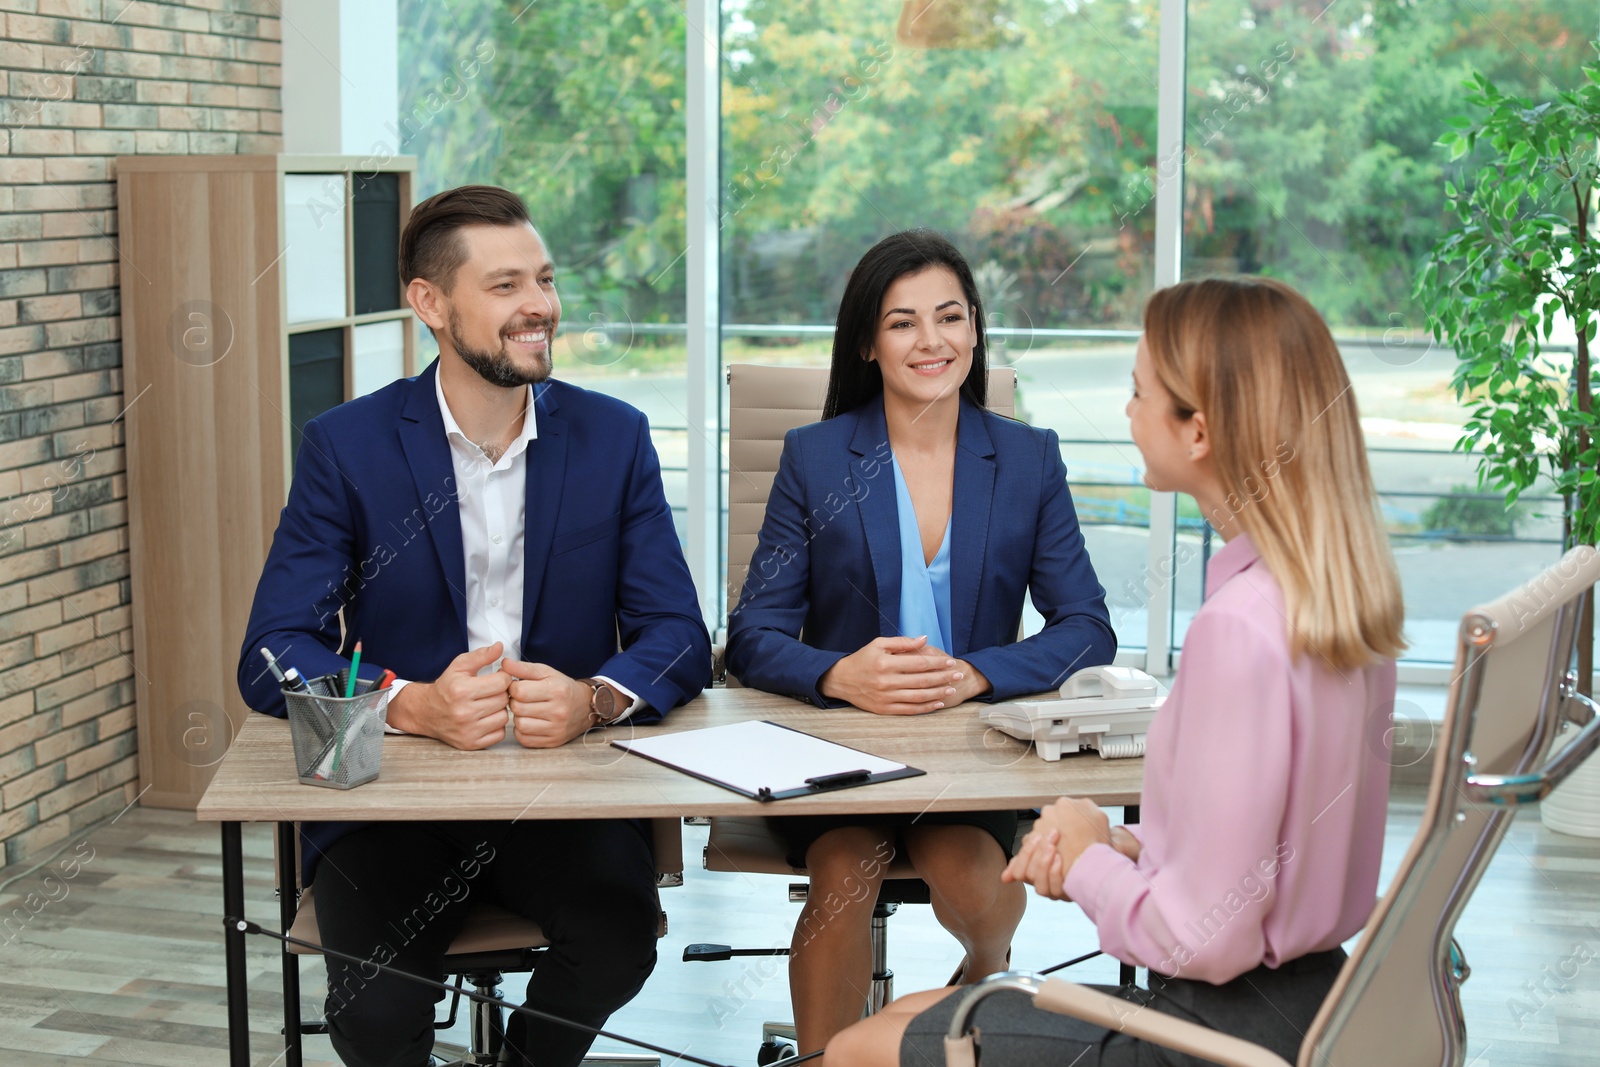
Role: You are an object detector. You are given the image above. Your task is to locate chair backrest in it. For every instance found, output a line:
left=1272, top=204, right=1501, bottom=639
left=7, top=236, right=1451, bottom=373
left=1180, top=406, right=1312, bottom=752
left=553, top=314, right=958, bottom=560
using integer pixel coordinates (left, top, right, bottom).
left=1300, top=546, right=1600, bottom=1066
left=724, top=363, right=1017, bottom=621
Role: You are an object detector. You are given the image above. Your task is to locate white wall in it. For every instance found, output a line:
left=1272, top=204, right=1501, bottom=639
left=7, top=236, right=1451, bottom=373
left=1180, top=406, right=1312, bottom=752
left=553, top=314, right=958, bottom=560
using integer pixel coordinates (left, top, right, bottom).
left=282, top=0, right=398, bottom=156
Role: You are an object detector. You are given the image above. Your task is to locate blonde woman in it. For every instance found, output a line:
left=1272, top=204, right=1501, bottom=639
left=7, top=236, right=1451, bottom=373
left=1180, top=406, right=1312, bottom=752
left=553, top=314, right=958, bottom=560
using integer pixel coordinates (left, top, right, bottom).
left=827, top=276, right=1406, bottom=1066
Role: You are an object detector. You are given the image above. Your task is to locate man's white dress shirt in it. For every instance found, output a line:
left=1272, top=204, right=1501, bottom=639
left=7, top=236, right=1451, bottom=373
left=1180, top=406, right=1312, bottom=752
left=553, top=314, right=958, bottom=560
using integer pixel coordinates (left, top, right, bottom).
left=385, top=369, right=641, bottom=729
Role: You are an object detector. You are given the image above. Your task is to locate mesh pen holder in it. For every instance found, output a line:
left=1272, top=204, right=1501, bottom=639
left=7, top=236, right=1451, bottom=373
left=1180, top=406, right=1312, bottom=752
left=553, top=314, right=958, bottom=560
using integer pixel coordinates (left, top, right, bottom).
left=284, top=679, right=390, bottom=789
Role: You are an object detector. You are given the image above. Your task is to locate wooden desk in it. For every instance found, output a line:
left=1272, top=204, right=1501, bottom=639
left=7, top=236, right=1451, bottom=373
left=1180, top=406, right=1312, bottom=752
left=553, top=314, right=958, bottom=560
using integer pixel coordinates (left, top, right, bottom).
left=198, top=687, right=1144, bottom=821
left=196, top=687, right=1144, bottom=1065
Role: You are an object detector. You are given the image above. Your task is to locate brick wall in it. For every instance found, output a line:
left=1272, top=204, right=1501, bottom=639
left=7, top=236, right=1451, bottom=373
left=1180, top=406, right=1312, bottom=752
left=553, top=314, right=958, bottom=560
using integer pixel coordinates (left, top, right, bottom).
left=0, top=0, right=281, bottom=872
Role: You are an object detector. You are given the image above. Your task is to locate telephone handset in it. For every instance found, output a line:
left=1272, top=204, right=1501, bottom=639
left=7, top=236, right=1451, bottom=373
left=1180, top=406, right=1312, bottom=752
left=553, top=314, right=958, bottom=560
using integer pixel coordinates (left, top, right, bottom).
left=978, top=665, right=1165, bottom=761
left=1059, top=664, right=1160, bottom=704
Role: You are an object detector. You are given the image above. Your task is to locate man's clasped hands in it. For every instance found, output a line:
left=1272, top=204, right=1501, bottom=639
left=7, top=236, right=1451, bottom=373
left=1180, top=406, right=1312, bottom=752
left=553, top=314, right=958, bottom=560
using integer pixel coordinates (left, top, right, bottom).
left=383, top=641, right=605, bottom=750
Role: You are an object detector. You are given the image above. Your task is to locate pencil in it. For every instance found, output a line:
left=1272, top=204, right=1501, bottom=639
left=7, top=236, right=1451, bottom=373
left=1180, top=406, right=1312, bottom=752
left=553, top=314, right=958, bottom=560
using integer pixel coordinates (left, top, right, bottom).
left=333, top=641, right=362, bottom=779
left=344, top=641, right=362, bottom=699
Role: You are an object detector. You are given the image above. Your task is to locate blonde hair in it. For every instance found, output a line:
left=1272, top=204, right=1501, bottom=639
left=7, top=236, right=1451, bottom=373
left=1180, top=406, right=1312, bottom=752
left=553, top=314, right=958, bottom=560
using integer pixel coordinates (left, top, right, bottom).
left=1143, top=277, right=1406, bottom=670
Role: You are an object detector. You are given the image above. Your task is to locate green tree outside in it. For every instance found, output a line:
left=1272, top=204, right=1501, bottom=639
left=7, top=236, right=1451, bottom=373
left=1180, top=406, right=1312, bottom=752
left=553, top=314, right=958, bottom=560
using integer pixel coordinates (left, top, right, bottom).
left=397, top=0, right=1597, bottom=336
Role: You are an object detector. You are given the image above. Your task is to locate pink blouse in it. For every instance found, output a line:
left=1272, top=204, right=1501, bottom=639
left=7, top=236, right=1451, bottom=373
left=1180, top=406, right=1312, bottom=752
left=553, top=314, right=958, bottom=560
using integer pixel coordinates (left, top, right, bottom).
left=1063, top=534, right=1395, bottom=983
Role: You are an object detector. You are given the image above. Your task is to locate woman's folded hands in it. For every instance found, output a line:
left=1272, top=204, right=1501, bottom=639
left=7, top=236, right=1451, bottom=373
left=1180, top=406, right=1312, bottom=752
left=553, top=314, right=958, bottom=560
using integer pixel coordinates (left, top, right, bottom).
left=1002, top=797, right=1141, bottom=900
left=819, top=634, right=990, bottom=714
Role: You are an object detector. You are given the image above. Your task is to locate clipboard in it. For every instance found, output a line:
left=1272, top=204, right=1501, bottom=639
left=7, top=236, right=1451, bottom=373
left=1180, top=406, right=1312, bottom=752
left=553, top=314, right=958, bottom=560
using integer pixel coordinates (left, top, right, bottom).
left=611, top=719, right=925, bottom=801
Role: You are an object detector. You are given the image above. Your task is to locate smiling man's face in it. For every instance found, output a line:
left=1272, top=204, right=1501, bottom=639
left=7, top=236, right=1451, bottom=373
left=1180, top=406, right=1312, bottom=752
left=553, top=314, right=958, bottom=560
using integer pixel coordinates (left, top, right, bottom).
left=437, top=222, right=561, bottom=388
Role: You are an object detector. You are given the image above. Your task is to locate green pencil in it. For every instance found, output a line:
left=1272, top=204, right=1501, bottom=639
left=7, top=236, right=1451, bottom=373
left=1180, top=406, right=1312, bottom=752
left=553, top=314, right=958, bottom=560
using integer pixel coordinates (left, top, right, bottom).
left=344, top=640, right=362, bottom=698
left=333, top=641, right=362, bottom=779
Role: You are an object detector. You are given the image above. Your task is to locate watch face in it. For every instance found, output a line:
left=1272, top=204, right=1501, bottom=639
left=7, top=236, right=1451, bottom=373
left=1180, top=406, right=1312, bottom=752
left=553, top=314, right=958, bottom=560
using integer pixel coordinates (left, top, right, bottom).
left=589, top=681, right=616, bottom=722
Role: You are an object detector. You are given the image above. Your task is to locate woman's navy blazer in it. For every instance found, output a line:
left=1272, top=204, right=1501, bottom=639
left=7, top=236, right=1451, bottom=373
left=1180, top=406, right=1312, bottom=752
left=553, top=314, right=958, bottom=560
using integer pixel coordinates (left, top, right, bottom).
left=726, top=393, right=1116, bottom=705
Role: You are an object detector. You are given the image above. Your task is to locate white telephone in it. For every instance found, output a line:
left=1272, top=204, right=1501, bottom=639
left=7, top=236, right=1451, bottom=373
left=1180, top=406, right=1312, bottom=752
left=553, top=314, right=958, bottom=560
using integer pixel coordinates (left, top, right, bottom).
left=979, top=665, right=1165, bottom=761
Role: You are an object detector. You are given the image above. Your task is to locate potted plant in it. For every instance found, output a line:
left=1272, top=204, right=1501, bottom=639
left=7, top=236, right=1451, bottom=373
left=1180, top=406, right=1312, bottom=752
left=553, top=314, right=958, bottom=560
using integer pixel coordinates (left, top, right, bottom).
left=1416, top=54, right=1600, bottom=835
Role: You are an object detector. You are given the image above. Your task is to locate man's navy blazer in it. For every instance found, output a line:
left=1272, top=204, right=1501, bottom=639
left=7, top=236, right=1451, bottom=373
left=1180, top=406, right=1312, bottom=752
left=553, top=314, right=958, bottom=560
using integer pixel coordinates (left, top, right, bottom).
left=238, top=361, right=710, bottom=875
left=725, top=394, right=1115, bottom=704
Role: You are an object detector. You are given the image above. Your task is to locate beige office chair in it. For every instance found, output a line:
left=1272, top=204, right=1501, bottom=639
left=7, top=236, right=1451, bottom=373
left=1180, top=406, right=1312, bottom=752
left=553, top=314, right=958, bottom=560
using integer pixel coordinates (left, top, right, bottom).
left=280, top=818, right=683, bottom=1067
left=723, top=363, right=1018, bottom=667
left=698, top=364, right=1037, bottom=1061
left=944, top=545, right=1600, bottom=1067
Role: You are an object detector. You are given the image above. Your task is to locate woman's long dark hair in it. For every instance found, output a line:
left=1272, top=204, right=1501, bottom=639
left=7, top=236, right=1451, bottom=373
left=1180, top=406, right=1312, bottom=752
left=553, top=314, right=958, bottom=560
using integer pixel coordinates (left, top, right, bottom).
left=821, top=229, right=989, bottom=419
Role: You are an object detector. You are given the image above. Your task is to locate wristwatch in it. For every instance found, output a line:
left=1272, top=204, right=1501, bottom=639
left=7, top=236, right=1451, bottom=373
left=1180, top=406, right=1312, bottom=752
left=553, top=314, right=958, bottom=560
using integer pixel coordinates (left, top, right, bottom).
left=579, top=678, right=621, bottom=727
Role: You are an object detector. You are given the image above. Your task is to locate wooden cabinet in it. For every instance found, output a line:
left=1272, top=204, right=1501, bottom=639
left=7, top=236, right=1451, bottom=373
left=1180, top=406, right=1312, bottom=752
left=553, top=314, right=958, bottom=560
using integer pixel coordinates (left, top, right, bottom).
left=116, top=154, right=417, bottom=808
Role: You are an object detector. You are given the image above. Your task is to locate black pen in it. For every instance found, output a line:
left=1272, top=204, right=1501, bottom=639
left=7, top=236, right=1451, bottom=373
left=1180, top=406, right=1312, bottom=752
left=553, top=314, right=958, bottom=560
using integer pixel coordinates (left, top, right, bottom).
left=805, top=769, right=871, bottom=789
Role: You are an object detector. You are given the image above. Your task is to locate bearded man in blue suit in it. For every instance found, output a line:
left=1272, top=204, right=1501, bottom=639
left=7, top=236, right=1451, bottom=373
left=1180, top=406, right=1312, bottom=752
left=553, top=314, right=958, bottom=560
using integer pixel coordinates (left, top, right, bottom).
left=237, top=185, right=710, bottom=1067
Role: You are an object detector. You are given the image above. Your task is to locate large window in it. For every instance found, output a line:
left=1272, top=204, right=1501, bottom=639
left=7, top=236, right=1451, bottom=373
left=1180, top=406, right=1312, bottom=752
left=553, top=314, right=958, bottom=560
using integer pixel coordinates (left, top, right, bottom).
left=400, top=0, right=691, bottom=537
left=402, top=0, right=1594, bottom=668
left=1180, top=0, right=1596, bottom=661
left=720, top=0, right=1161, bottom=652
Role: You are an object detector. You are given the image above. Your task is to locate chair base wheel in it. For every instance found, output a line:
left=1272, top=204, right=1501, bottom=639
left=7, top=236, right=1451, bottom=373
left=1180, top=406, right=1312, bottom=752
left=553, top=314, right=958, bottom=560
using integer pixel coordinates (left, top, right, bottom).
left=757, top=1038, right=797, bottom=1065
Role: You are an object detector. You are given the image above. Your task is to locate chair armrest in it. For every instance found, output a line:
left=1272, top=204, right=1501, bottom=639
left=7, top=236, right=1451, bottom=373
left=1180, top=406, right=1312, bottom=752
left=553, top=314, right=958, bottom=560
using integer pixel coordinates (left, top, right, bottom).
left=1032, top=979, right=1293, bottom=1067
left=1463, top=690, right=1600, bottom=806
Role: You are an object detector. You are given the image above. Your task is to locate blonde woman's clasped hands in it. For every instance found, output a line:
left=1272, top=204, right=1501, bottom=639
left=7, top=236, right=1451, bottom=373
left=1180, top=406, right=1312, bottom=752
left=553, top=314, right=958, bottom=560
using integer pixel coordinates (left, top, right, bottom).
left=1002, top=798, right=1144, bottom=901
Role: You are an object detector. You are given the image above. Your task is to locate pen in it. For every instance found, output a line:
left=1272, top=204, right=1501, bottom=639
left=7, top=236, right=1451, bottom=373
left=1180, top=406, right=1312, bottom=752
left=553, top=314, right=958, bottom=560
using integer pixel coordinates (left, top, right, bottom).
left=259, top=647, right=288, bottom=685
left=308, top=732, right=340, bottom=780
left=805, top=769, right=871, bottom=789
left=288, top=668, right=340, bottom=738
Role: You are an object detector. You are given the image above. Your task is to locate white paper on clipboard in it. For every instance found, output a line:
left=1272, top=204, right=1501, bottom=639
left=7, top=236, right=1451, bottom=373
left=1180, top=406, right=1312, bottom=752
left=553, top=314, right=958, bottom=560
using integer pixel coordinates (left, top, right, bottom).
left=612, top=719, right=911, bottom=798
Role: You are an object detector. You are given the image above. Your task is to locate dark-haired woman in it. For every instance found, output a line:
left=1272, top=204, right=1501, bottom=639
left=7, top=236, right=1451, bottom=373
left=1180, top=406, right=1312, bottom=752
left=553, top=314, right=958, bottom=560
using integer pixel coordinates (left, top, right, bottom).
left=725, top=229, right=1116, bottom=1053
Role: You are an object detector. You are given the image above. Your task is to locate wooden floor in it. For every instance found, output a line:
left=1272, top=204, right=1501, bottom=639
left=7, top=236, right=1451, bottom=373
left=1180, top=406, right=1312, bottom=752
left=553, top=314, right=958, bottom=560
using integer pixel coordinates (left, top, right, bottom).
left=0, top=789, right=1596, bottom=1066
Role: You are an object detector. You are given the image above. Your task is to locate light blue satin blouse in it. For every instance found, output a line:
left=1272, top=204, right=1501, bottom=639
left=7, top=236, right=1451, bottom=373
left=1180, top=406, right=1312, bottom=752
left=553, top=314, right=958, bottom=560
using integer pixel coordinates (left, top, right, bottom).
left=890, top=455, right=953, bottom=650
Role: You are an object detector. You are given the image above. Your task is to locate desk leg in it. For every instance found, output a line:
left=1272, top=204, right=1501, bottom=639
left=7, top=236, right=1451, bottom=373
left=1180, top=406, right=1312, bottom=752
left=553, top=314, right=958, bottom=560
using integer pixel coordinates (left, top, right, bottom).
left=222, top=821, right=250, bottom=1067
left=1120, top=805, right=1140, bottom=989
left=278, top=821, right=303, bottom=1067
